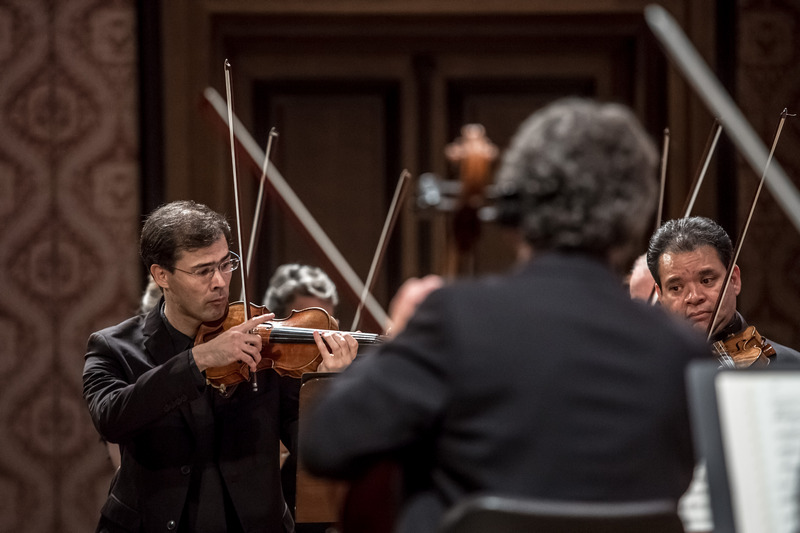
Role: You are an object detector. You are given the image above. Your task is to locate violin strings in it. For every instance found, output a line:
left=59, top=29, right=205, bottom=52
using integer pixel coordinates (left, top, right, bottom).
left=265, top=326, right=382, bottom=345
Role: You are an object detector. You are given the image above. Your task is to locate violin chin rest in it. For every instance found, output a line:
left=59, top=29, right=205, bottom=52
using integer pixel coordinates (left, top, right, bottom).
left=732, top=347, right=768, bottom=368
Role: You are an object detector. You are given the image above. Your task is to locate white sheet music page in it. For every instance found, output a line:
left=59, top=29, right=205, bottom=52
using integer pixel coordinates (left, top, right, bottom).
left=716, top=372, right=800, bottom=533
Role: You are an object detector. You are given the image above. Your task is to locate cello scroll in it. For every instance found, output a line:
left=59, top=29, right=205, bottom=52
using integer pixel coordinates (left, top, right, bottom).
left=444, top=124, right=498, bottom=274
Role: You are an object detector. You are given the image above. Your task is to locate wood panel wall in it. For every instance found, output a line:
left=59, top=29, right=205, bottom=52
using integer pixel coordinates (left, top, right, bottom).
left=0, top=1, right=140, bottom=531
left=162, top=1, right=717, bottom=324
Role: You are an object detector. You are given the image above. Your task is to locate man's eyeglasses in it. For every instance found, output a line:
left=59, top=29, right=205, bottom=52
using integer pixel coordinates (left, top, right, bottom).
left=172, top=251, right=240, bottom=282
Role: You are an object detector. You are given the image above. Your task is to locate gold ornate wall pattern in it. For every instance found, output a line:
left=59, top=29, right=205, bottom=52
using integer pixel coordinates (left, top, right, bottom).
left=0, top=1, right=139, bottom=531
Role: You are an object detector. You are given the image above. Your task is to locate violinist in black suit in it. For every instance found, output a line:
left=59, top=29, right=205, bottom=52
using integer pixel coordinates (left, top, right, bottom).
left=647, top=216, right=800, bottom=532
left=647, top=216, right=800, bottom=365
left=83, top=200, right=357, bottom=533
left=301, top=98, right=709, bottom=533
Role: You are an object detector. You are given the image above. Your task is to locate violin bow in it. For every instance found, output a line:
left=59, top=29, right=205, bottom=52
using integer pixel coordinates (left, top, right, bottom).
left=350, top=169, right=412, bottom=332
left=645, top=5, right=800, bottom=234
left=681, top=119, right=723, bottom=219
left=646, top=128, right=670, bottom=306
left=202, top=87, right=390, bottom=332
left=245, top=127, right=279, bottom=284
left=224, top=60, right=257, bottom=391
left=647, top=121, right=720, bottom=306
left=655, top=127, right=669, bottom=229
left=705, top=109, right=794, bottom=341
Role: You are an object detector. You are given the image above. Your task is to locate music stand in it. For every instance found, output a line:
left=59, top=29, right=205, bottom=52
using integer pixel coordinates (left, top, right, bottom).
left=686, top=360, right=800, bottom=533
left=295, top=372, right=348, bottom=524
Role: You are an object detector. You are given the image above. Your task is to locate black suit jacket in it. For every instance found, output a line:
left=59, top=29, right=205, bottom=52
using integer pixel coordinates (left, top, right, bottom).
left=83, top=302, right=299, bottom=532
left=301, top=253, right=709, bottom=533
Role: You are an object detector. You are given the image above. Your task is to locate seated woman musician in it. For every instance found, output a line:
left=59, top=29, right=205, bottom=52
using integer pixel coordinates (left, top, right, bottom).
left=264, top=263, right=357, bottom=528
left=263, top=263, right=339, bottom=319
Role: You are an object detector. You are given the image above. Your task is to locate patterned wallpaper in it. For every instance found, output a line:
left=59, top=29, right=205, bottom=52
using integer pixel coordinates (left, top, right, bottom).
left=0, top=1, right=798, bottom=532
left=736, top=0, right=800, bottom=349
left=0, top=1, right=139, bottom=531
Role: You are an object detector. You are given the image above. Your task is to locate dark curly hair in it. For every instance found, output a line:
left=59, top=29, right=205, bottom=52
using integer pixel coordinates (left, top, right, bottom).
left=494, top=98, right=658, bottom=272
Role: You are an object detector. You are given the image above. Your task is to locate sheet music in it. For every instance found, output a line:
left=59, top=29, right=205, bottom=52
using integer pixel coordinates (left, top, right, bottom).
left=716, top=372, right=800, bottom=533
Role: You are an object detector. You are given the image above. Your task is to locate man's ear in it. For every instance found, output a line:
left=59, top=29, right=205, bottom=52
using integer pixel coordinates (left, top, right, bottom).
left=150, top=264, right=169, bottom=290
left=731, top=264, right=742, bottom=296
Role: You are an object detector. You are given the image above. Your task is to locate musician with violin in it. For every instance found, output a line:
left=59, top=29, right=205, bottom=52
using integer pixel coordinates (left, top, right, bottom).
left=83, top=200, right=357, bottom=533
left=646, top=216, right=800, bottom=366
left=301, top=98, right=710, bottom=532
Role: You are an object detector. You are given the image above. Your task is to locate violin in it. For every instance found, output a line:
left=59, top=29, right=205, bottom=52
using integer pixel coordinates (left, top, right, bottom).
left=711, top=325, right=776, bottom=368
left=197, top=302, right=387, bottom=395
